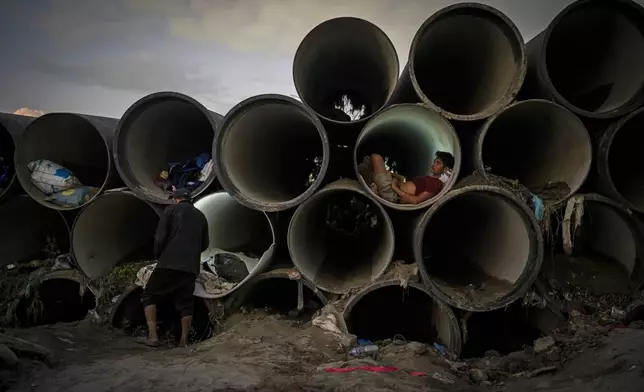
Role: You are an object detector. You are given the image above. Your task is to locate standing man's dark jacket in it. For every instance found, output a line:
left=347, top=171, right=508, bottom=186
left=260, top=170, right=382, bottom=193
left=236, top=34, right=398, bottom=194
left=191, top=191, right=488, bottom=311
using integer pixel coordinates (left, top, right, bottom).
left=153, top=200, right=209, bottom=276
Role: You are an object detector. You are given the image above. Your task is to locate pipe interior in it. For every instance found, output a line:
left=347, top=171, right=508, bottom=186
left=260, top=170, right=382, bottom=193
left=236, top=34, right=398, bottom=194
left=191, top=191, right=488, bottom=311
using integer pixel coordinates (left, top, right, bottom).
left=422, top=192, right=530, bottom=305
left=413, top=9, right=522, bottom=116
left=461, top=303, right=543, bottom=358
left=0, top=124, right=15, bottom=195
left=545, top=2, right=644, bottom=113
left=480, top=101, right=590, bottom=199
left=112, top=286, right=213, bottom=343
left=293, top=18, right=398, bottom=121
left=17, top=279, right=96, bottom=327
left=221, top=102, right=324, bottom=204
left=0, top=197, right=69, bottom=268
left=290, top=190, right=393, bottom=293
left=346, top=285, right=452, bottom=345
left=236, top=277, right=323, bottom=320
left=119, top=97, right=214, bottom=201
left=355, top=105, right=458, bottom=195
left=15, top=114, right=109, bottom=206
left=73, top=193, right=159, bottom=280
left=609, top=110, right=644, bottom=211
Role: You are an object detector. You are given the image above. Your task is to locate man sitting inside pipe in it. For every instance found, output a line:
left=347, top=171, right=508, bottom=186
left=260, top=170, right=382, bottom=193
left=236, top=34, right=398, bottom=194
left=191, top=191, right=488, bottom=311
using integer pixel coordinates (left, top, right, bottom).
left=359, top=151, right=454, bottom=205
left=137, top=188, right=210, bottom=348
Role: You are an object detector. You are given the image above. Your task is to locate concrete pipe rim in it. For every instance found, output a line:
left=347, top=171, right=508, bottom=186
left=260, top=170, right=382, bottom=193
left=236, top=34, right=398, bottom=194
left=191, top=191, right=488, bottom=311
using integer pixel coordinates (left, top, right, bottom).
left=213, top=94, right=330, bottom=212
left=597, top=106, right=644, bottom=213
left=292, top=16, right=399, bottom=126
left=408, top=2, right=527, bottom=121
left=113, top=91, right=220, bottom=204
left=414, top=185, right=544, bottom=312
left=473, top=99, right=592, bottom=206
left=342, top=279, right=463, bottom=355
left=14, top=113, right=112, bottom=211
left=536, top=0, right=644, bottom=119
left=352, top=103, right=462, bottom=211
left=193, top=190, right=277, bottom=298
left=70, top=189, right=161, bottom=281
left=287, top=179, right=395, bottom=294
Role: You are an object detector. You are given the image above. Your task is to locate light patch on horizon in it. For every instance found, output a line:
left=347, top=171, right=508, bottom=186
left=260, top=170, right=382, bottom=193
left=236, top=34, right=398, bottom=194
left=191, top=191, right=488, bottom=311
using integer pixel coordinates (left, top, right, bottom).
left=13, top=107, right=45, bottom=117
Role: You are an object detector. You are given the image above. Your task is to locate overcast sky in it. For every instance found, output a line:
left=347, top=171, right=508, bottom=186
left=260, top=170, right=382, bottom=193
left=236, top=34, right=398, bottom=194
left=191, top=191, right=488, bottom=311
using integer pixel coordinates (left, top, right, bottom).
left=1, top=0, right=639, bottom=118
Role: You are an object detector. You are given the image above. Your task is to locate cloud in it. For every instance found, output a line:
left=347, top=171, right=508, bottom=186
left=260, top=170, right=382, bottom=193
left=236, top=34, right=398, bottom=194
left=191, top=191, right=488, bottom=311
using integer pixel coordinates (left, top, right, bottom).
left=13, top=107, right=45, bottom=117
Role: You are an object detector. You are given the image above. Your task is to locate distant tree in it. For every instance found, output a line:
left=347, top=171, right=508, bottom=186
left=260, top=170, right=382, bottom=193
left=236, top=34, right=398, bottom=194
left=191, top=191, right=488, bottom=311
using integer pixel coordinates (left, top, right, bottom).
left=334, top=95, right=365, bottom=121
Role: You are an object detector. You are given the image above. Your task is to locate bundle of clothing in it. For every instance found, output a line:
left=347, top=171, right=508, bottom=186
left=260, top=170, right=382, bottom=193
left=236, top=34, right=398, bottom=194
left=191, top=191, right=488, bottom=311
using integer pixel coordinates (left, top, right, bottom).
left=154, top=153, right=213, bottom=196
left=28, top=159, right=98, bottom=207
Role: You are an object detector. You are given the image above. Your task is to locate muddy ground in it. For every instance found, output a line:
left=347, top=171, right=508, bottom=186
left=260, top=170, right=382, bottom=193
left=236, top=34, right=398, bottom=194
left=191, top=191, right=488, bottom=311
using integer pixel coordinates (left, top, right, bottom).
left=2, top=309, right=644, bottom=392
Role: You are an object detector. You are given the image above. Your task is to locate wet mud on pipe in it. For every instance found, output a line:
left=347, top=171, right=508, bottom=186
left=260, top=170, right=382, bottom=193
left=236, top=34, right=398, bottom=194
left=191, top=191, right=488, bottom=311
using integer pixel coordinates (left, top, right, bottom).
left=354, top=104, right=461, bottom=210
left=288, top=179, right=395, bottom=294
left=524, top=0, right=644, bottom=118
left=0, top=196, right=70, bottom=268
left=596, top=107, right=644, bottom=213
left=72, top=190, right=160, bottom=280
left=0, top=114, right=32, bottom=201
left=390, top=3, right=526, bottom=121
left=474, top=100, right=592, bottom=204
left=16, top=270, right=96, bottom=328
left=114, top=92, right=222, bottom=204
left=227, top=268, right=327, bottom=320
left=14, top=113, right=119, bottom=210
left=343, top=280, right=462, bottom=355
left=214, top=94, right=329, bottom=211
left=195, top=191, right=276, bottom=298
left=414, top=185, right=543, bottom=312
left=110, top=285, right=214, bottom=343
left=293, top=17, right=399, bottom=134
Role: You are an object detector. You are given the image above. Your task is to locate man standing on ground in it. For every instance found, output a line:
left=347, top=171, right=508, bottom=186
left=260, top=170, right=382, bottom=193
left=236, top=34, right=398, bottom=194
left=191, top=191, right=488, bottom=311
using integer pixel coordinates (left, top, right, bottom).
left=137, top=188, right=209, bottom=347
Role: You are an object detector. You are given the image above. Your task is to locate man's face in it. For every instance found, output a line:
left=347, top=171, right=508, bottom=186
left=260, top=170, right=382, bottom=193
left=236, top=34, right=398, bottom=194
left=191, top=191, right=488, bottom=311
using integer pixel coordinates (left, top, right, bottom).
left=431, top=158, right=445, bottom=175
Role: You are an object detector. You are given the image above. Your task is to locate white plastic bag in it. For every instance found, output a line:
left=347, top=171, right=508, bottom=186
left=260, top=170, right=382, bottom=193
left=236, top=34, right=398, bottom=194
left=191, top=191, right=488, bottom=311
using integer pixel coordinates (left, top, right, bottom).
left=28, top=159, right=82, bottom=195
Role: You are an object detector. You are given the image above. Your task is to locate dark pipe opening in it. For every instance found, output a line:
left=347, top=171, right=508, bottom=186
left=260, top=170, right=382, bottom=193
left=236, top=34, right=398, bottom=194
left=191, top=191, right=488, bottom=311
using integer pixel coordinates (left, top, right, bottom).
left=545, top=1, right=644, bottom=114
left=216, top=96, right=327, bottom=210
left=72, top=192, right=159, bottom=280
left=478, top=100, right=591, bottom=202
left=0, top=125, right=16, bottom=197
left=237, top=278, right=323, bottom=320
left=15, top=114, right=110, bottom=209
left=461, top=303, right=543, bottom=358
left=608, top=110, right=644, bottom=211
left=412, top=5, right=524, bottom=118
left=17, top=279, right=96, bottom=327
left=289, top=186, right=394, bottom=293
left=293, top=17, right=398, bottom=123
left=0, top=196, right=70, bottom=268
left=115, top=94, right=218, bottom=204
left=346, top=285, right=439, bottom=344
left=354, top=104, right=459, bottom=209
left=112, top=287, right=213, bottom=343
left=421, top=191, right=534, bottom=310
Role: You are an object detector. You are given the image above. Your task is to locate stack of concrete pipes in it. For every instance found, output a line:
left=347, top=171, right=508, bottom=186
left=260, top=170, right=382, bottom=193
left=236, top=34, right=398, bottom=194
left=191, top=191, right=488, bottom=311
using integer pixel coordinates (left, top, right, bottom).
left=2, top=0, right=644, bottom=355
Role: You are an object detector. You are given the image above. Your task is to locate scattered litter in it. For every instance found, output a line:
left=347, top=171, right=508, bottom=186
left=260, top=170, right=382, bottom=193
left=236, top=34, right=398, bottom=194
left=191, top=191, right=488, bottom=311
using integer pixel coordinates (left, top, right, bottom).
left=324, top=366, right=427, bottom=376
left=51, top=254, right=73, bottom=271
left=45, top=186, right=98, bottom=207
left=611, top=307, right=626, bottom=320
left=312, top=304, right=356, bottom=349
left=28, top=159, right=81, bottom=195
left=512, top=366, right=558, bottom=378
left=431, top=371, right=456, bottom=384
left=154, top=154, right=211, bottom=196
left=5, top=264, right=15, bottom=271
left=135, top=262, right=236, bottom=298
left=434, top=342, right=447, bottom=356
left=349, top=344, right=378, bottom=357
left=356, top=338, right=372, bottom=346
left=534, top=336, right=556, bottom=353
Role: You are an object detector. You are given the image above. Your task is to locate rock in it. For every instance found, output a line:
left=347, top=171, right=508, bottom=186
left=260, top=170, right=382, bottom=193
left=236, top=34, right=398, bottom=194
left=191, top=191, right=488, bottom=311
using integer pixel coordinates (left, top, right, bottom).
left=0, top=345, right=18, bottom=369
left=534, top=336, right=556, bottom=353
left=481, top=381, right=493, bottom=387
left=469, top=368, right=489, bottom=383
left=406, top=342, right=427, bottom=355
left=484, top=350, right=501, bottom=358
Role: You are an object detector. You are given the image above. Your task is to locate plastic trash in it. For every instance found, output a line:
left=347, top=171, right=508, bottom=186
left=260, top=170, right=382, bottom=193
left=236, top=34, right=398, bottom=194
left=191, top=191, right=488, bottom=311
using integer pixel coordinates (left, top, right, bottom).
left=46, top=186, right=98, bottom=207
left=357, top=338, right=373, bottom=346
left=532, top=194, right=545, bottom=221
left=349, top=345, right=379, bottom=357
left=28, top=159, right=82, bottom=195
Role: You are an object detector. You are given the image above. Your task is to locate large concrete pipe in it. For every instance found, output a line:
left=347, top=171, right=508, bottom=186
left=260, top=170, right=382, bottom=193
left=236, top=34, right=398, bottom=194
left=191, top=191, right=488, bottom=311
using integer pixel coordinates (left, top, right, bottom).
left=343, top=280, right=462, bottom=355
left=114, top=92, right=222, bottom=204
left=14, top=113, right=119, bottom=210
left=194, top=191, right=276, bottom=298
left=414, top=185, right=543, bottom=312
left=0, top=113, right=32, bottom=201
left=72, top=189, right=161, bottom=280
left=390, top=3, right=526, bottom=121
left=16, top=270, right=96, bottom=327
left=596, top=107, right=644, bottom=213
left=293, top=17, right=399, bottom=141
left=288, top=179, right=395, bottom=294
left=227, top=268, right=327, bottom=319
left=214, top=94, right=330, bottom=211
left=524, top=0, right=644, bottom=119
left=474, top=100, right=592, bottom=204
left=353, top=104, right=461, bottom=210
left=0, top=196, right=70, bottom=268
